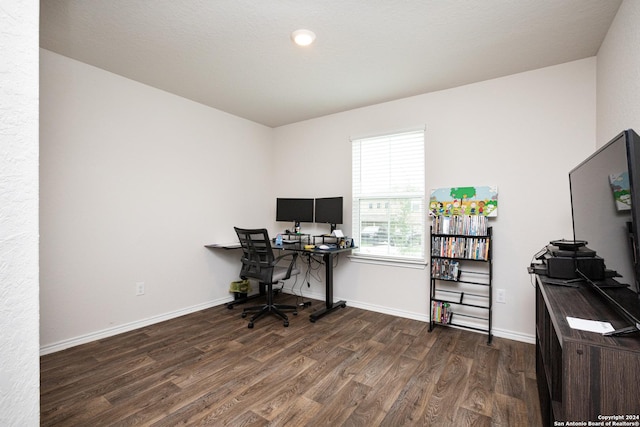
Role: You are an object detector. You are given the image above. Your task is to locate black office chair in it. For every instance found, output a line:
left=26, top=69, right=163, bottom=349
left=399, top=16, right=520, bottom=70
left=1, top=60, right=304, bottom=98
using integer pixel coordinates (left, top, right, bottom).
left=234, top=227, right=299, bottom=328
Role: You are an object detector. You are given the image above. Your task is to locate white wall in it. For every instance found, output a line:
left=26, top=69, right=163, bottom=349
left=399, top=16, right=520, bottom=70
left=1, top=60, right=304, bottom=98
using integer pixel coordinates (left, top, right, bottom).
left=597, top=0, right=640, bottom=143
left=0, top=0, right=40, bottom=425
left=40, top=54, right=599, bottom=350
left=42, top=7, right=640, bottom=350
left=274, top=58, right=598, bottom=342
left=40, top=50, right=275, bottom=352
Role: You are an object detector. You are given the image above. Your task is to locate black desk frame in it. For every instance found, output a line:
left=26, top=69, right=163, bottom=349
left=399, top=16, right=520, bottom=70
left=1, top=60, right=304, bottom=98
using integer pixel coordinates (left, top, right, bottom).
left=275, top=243, right=354, bottom=322
left=206, top=242, right=354, bottom=321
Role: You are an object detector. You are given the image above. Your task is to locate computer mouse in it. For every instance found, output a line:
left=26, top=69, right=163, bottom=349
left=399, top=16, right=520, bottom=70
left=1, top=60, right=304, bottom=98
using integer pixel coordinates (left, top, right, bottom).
left=317, top=244, right=330, bottom=250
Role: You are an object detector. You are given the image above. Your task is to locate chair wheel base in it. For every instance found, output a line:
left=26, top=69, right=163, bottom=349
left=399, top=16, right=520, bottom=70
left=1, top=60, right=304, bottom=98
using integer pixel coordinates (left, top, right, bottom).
left=237, top=288, right=297, bottom=328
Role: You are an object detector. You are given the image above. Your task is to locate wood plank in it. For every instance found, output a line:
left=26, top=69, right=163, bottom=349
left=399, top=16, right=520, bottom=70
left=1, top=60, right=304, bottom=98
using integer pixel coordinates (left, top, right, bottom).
left=40, top=294, right=542, bottom=426
left=460, top=343, right=500, bottom=417
left=420, top=353, right=473, bottom=424
left=345, top=355, right=421, bottom=426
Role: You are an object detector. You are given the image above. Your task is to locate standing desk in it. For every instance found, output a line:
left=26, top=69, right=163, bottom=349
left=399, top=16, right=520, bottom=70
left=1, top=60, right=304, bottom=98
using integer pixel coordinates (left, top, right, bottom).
left=275, top=243, right=355, bottom=322
left=206, top=241, right=355, bottom=321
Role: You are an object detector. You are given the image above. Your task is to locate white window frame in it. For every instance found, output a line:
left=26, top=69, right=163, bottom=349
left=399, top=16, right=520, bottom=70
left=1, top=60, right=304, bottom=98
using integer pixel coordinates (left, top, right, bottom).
left=351, top=128, right=426, bottom=267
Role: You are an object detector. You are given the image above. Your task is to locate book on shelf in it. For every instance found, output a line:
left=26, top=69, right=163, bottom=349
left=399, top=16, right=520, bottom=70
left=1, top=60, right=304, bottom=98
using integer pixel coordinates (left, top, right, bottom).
left=431, top=214, right=488, bottom=236
left=431, top=236, right=490, bottom=260
left=431, top=301, right=452, bottom=324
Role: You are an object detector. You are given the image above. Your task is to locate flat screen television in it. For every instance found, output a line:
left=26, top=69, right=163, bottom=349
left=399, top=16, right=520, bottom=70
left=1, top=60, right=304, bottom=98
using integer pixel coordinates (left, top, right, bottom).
left=569, top=129, right=640, bottom=335
left=276, top=198, right=314, bottom=230
left=315, top=197, right=343, bottom=232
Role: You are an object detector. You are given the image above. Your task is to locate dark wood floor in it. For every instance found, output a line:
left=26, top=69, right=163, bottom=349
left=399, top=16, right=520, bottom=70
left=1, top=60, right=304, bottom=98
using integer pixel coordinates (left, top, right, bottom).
left=41, top=294, right=542, bottom=426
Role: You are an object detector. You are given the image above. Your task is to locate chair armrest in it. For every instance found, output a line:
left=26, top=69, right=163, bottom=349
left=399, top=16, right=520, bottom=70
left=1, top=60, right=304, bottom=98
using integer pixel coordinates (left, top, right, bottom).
left=272, top=252, right=298, bottom=264
left=272, top=252, right=299, bottom=277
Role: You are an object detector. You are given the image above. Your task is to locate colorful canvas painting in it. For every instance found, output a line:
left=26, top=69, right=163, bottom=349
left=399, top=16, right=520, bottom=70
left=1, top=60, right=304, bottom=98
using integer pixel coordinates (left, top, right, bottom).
left=609, top=171, right=631, bottom=211
left=429, top=186, right=498, bottom=217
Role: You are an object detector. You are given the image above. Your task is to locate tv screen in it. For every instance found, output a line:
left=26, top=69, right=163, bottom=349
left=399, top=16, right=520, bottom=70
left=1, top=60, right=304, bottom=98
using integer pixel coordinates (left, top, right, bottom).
left=315, top=197, right=343, bottom=227
left=569, top=129, right=640, bottom=333
left=276, top=198, right=314, bottom=223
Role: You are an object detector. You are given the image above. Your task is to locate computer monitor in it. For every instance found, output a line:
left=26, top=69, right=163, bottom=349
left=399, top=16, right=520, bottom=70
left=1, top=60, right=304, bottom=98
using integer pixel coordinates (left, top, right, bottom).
left=276, top=198, right=314, bottom=231
left=315, top=197, right=343, bottom=233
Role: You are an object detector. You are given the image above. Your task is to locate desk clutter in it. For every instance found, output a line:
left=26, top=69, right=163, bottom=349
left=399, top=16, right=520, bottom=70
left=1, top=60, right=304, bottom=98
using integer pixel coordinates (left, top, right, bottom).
left=273, top=231, right=354, bottom=250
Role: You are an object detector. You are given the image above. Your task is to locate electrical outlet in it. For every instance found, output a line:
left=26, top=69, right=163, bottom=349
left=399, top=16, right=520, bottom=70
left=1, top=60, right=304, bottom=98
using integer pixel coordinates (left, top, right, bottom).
left=136, top=282, right=145, bottom=296
left=496, top=288, right=506, bottom=304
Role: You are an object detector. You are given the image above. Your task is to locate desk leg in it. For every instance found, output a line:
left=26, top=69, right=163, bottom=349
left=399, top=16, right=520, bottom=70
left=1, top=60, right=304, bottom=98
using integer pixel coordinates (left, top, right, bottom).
left=309, top=253, right=346, bottom=322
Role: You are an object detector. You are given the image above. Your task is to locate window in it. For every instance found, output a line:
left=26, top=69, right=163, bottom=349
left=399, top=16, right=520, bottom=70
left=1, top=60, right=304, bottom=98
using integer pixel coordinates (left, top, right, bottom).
left=352, top=129, right=425, bottom=263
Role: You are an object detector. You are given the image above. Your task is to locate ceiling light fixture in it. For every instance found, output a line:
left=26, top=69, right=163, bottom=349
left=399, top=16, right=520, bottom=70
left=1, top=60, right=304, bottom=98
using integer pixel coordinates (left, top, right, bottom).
left=291, top=29, right=316, bottom=47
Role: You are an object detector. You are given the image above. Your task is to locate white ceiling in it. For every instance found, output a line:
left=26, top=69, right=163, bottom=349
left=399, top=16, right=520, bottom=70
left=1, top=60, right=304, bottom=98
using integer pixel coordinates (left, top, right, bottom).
left=40, top=0, right=622, bottom=128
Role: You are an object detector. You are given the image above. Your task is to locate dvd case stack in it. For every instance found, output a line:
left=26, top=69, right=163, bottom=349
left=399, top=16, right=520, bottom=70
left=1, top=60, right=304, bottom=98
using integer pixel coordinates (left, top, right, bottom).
left=431, top=214, right=488, bottom=236
left=431, top=259, right=460, bottom=280
left=431, top=301, right=452, bottom=324
left=431, top=236, right=490, bottom=260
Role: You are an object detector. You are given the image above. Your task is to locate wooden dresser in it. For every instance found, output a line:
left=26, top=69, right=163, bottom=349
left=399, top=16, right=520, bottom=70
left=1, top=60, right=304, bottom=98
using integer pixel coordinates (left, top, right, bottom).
left=535, top=275, right=640, bottom=424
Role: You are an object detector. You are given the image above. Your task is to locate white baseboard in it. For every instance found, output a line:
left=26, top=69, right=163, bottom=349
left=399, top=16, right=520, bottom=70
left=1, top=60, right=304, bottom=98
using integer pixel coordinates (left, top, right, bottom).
left=344, top=298, right=536, bottom=344
left=491, top=327, right=536, bottom=344
left=345, top=299, right=429, bottom=322
left=39, top=296, right=232, bottom=356
left=41, top=292, right=535, bottom=356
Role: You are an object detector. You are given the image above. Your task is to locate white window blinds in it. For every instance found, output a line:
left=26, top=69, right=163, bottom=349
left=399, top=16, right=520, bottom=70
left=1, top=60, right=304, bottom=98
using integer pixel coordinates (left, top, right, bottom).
left=352, top=129, right=425, bottom=262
